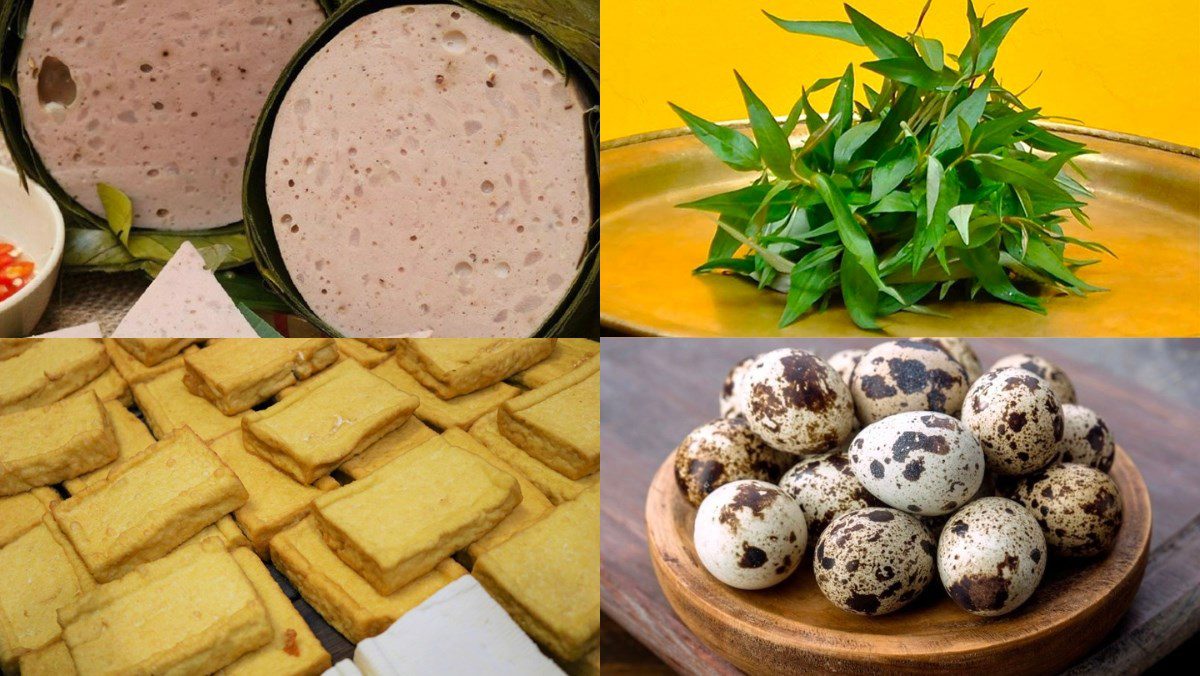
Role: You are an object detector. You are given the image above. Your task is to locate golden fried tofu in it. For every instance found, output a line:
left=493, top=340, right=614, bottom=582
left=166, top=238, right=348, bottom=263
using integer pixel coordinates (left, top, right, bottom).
left=474, top=486, right=600, bottom=662
left=499, top=358, right=599, bottom=479
left=312, top=437, right=519, bottom=594
left=395, top=339, right=554, bottom=398
left=0, top=393, right=118, bottom=496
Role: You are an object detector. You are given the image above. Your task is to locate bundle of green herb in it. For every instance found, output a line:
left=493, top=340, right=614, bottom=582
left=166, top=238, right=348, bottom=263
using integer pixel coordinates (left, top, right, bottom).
left=671, top=1, right=1108, bottom=329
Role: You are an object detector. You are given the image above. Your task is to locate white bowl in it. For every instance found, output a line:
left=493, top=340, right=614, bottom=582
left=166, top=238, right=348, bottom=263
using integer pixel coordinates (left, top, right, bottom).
left=0, top=165, right=65, bottom=336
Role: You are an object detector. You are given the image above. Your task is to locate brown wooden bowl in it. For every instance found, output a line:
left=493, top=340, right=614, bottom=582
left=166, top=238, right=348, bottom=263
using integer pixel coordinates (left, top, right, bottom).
left=645, top=446, right=1151, bottom=675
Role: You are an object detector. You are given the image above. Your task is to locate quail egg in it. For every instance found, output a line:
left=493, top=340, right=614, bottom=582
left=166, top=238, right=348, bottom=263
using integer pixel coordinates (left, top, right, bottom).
left=813, top=507, right=935, bottom=616
left=962, top=368, right=1064, bottom=476
left=849, top=340, right=970, bottom=424
left=674, top=417, right=792, bottom=507
left=719, top=356, right=756, bottom=418
left=848, top=412, right=985, bottom=516
left=694, top=480, right=807, bottom=589
left=913, top=337, right=983, bottom=382
left=826, top=349, right=866, bottom=386
left=1010, top=463, right=1123, bottom=558
left=990, top=354, right=1076, bottom=404
left=1058, top=404, right=1115, bottom=472
left=739, top=349, right=856, bottom=454
left=778, top=451, right=882, bottom=544
left=938, top=497, right=1047, bottom=616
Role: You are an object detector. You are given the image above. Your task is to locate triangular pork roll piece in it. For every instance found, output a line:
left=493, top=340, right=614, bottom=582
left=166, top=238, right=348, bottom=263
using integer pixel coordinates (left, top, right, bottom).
left=16, top=0, right=325, bottom=230
left=265, top=4, right=592, bottom=337
left=35, top=323, right=102, bottom=338
left=112, top=243, right=257, bottom=338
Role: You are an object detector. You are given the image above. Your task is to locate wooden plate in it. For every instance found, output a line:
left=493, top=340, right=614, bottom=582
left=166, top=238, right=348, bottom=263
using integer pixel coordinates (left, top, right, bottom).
left=601, top=124, right=1200, bottom=336
left=645, top=446, right=1151, bottom=675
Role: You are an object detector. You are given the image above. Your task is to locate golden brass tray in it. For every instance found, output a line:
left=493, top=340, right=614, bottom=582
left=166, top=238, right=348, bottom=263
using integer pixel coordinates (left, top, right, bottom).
left=600, top=123, right=1200, bottom=336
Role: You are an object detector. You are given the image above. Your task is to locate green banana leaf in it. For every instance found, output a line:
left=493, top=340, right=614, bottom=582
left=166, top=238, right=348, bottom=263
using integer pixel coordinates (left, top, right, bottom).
left=243, top=0, right=599, bottom=337
left=0, top=0, right=341, bottom=275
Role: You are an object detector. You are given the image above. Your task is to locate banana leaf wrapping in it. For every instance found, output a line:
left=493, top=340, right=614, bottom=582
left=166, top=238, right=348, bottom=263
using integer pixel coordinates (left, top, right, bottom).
left=0, top=0, right=340, bottom=274
left=243, top=0, right=599, bottom=337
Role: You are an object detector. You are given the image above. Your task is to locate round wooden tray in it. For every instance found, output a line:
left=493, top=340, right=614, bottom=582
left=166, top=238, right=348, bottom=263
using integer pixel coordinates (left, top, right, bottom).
left=645, top=446, right=1151, bottom=675
left=601, top=124, right=1200, bottom=336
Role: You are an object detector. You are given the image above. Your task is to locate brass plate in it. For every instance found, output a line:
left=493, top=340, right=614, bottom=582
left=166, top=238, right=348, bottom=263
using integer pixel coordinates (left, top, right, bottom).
left=600, top=124, right=1200, bottom=336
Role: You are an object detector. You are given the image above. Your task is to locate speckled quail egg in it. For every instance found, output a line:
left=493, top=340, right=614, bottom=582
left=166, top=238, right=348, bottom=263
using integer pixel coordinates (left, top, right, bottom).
left=826, top=349, right=866, bottom=386
left=1010, top=463, right=1123, bottom=558
left=694, top=480, right=807, bottom=589
left=913, top=337, right=983, bottom=382
left=719, top=356, right=756, bottom=418
left=813, top=507, right=935, bottom=616
left=962, top=368, right=1064, bottom=476
left=848, top=412, right=985, bottom=516
left=990, top=354, right=1076, bottom=404
left=1058, top=404, right=1115, bottom=472
left=739, top=349, right=856, bottom=455
left=778, top=451, right=882, bottom=544
left=849, top=340, right=970, bottom=424
left=938, top=497, right=1047, bottom=616
left=674, top=417, right=793, bottom=507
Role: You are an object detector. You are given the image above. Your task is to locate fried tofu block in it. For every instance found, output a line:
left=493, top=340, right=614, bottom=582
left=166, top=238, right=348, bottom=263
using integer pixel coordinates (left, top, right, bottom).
left=183, top=515, right=252, bottom=553
left=183, top=338, right=339, bottom=415
left=373, top=358, right=520, bottom=430
left=442, top=429, right=553, bottom=567
left=359, top=339, right=400, bottom=351
left=59, top=539, right=272, bottom=675
left=0, top=393, right=118, bottom=496
left=104, top=338, right=198, bottom=384
left=63, top=400, right=157, bottom=495
left=243, top=365, right=417, bottom=484
left=219, top=548, right=331, bottom=676
left=338, top=417, right=438, bottom=481
left=0, top=487, right=58, bottom=547
left=51, top=427, right=249, bottom=582
left=314, top=475, right=341, bottom=491
left=111, top=338, right=199, bottom=366
left=337, top=339, right=391, bottom=367
left=72, top=367, right=131, bottom=406
left=0, top=339, right=109, bottom=415
left=563, top=648, right=601, bottom=676
left=474, top=486, right=600, bottom=662
left=133, top=368, right=245, bottom=441
left=509, top=339, right=600, bottom=389
left=0, top=517, right=95, bottom=672
left=395, top=339, right=555, bottom=398
left=274, top=358, right=363, bottom=399
left=312, top=437, right=520, bottom=594
left=17, top=640, right=76, bottom=676
left=269, top=518, right=467, bottom=643
left=0, top=338, right=39, bottom=362
left=499, top=358, right=599, bottom=480
left=469, top=413, right=598, bottom=505
left=208, top=432, right=329, bottom=557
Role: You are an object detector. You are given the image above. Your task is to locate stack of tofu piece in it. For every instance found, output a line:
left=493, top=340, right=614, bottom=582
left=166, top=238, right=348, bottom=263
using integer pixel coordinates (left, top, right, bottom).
left=0, top=337, right=600, bottom=675
left=0, top=338, right=339, bottom=675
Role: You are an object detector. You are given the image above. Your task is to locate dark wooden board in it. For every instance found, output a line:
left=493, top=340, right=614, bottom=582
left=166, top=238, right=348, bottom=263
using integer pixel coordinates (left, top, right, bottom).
left=600, top=338, right=1200, bottom=675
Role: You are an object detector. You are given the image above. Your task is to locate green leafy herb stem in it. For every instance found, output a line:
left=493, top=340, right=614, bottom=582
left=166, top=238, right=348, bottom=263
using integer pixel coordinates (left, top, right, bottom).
left=672, top=1, right=1106, bottom=329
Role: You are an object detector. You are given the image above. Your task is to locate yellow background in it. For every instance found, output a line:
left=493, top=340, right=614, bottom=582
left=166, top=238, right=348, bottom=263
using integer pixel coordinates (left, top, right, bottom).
left=600, top=0, right=1200, bottom=147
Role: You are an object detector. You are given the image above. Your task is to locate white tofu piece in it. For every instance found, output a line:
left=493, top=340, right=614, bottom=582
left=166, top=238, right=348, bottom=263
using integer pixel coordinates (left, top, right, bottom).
left=353, top=575, right=563, bottom=676
left=112, top=242, right=258, bottom=338
left=324, top=661, right=364, bottom=676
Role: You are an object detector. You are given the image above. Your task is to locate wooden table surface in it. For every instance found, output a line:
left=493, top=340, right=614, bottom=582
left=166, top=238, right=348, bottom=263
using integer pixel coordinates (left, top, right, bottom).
left=600, top=338, right=1200, bottom=675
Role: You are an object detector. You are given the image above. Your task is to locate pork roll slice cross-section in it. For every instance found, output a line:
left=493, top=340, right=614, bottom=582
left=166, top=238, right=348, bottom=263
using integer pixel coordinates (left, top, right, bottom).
left=264, top=4, right=592, bottom=337
left=16, top=0, right=326, bottom=230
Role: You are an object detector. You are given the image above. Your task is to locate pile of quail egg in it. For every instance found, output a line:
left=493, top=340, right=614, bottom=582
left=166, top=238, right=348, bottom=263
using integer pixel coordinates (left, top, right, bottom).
left=675, top=339, right=1123, bottom=617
